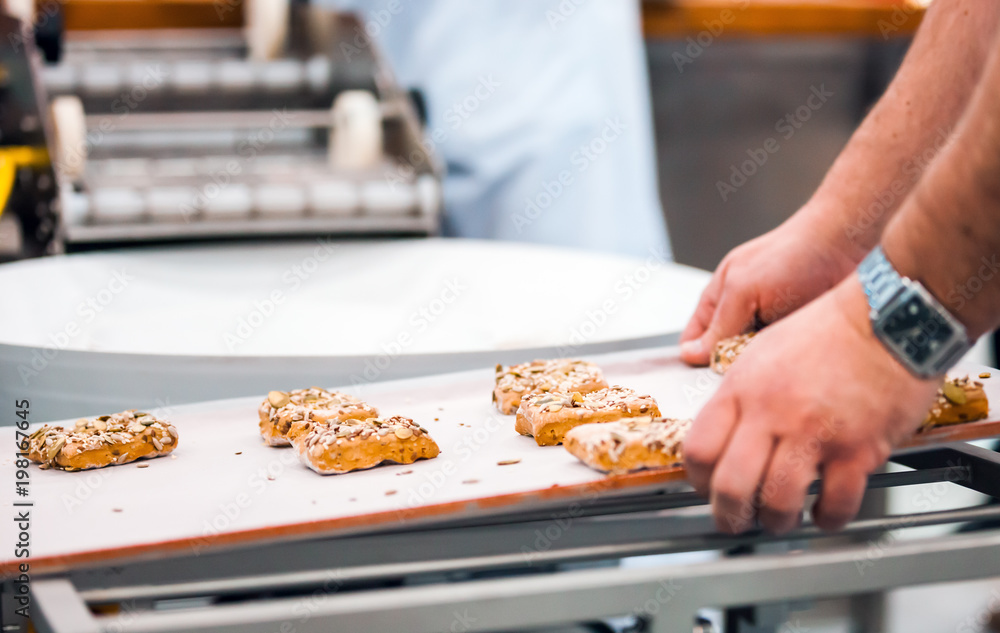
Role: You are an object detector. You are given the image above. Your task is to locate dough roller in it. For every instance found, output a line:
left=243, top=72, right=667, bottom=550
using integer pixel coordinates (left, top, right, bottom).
left=0, top=0, right=442, bottom=253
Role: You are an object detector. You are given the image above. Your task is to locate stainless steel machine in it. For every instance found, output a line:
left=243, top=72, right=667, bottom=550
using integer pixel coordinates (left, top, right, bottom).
left=0, top=1, right=442, bottom=256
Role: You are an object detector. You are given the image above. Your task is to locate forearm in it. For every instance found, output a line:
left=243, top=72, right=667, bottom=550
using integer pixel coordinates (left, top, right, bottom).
left=795, top=0, right=1000, bottom=261
left=882, top=35, right=1000, bottom=339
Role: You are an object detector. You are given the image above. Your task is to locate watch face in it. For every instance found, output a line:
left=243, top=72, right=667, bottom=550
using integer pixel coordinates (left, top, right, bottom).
left=882, top=294, right=954, bottom=365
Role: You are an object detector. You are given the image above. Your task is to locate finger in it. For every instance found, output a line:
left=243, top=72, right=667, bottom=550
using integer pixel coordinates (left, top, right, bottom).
left=812, top=461, right=869, bottom=532
left=684, top=389, right=740, bottom=496
left=709, top=423, right=776, bottom=534
left=757, top=439, right=819, bottom=535
left=683, top=283, right=757, bottom=367
left=680, top=269, right=726, bottom=346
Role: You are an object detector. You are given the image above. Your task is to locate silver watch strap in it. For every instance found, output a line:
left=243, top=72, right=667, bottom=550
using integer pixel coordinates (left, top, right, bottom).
left=858, top=246, right=905, bottom=313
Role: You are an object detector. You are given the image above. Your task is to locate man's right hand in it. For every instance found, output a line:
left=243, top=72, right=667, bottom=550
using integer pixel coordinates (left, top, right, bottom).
left=679, top=212, right=859, bottom=366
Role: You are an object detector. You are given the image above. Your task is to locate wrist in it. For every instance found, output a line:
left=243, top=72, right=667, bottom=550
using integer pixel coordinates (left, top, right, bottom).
left=788, top=197, right=867, bottom=276
left=855, top=244, right=972, bottom=378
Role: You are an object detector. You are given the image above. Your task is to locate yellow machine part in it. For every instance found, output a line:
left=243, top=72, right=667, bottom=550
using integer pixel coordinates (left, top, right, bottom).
left=0, top=145, right=50, bottom=217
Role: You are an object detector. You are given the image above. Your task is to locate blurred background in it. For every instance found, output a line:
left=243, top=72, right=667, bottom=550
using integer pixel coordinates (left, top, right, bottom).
left=0, top=0, right=920, bottom=270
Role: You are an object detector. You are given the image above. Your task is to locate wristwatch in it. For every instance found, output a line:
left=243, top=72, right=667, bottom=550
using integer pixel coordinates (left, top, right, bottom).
left=857, top=246, right=972, bottom=378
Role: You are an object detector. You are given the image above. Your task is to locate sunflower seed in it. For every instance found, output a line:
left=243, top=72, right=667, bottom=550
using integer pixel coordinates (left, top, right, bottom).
left=93, top=420, right=108, bottom=432
left=497, top=459, right=521, bottom=466
left=394, top=427, right=413, bottom=439
left=151, top=438, right=163, bottom=451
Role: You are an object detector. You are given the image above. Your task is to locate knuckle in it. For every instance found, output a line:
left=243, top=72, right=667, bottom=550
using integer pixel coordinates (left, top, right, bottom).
left=682, top=438, right=714, bottom=469
left=711, top=475, right=746, bottom=507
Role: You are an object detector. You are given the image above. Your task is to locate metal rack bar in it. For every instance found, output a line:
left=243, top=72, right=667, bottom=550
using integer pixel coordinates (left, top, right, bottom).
left=22, top=442, right=1000, bottom=633
left=31, top=530, right=1000, bottom=633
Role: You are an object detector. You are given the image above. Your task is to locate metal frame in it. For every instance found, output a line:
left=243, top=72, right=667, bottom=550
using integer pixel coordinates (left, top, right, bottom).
left=8, top=443, right=1000, bottom=633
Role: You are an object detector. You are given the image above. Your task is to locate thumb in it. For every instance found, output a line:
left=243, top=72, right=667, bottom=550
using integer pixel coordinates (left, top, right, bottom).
left=680, top=288, right=756, bottom=366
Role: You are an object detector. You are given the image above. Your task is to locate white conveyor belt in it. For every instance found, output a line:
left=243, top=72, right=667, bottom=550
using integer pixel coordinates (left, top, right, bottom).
left=0, top=239, right=710, bottom=421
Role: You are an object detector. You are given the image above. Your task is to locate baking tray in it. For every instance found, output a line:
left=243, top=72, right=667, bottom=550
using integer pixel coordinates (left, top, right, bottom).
left=2, top=346, right=998, bottom=575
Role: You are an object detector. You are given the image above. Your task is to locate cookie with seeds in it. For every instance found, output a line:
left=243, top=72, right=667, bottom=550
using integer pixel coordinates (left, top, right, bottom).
left=291, top=415, right=440, bottom=475
left=921, top=375, right=989, bottom=430
left=515, top=386, right=660, bottom=446
left=494, top=359, right=608, bottom=415
left=27, top=410, right=178, bottom=472
left=710, top=333, right=756, bottom=375
left=564, top=416, right=691, bottom=474
left=259, top=387, right=378, bottom=447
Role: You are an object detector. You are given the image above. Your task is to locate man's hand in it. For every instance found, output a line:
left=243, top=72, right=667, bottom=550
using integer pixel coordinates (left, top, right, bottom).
left=683, top=276, right=941, bottom=534
left=679, top=212, right=858, bottom=366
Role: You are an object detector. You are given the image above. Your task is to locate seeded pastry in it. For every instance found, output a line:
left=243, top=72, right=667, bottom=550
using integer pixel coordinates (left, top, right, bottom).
left=494, top=359, right=608, bottom=415
left=515, top=386, right=660, bottom=446
left=564, top=416, right=691, bottom=474
left=291, top=415, right=440, bottom=475
left=27, top=410, right=178, bottom=472
left=259, top=387, right=379, bottom=447
left=710, top=333, right=756, bottom=375
left=921, top=375, right=989, bottom=430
